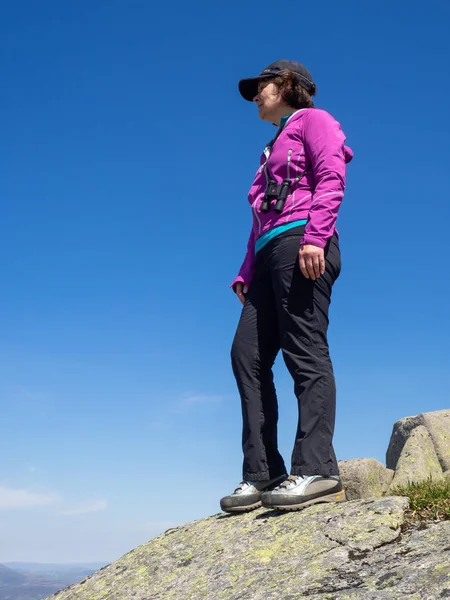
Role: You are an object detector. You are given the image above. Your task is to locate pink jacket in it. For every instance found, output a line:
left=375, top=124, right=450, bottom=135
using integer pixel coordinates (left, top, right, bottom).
left=232, top=108, right=353, bottom=289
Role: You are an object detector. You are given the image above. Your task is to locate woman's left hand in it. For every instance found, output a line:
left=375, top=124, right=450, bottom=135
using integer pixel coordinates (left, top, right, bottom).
left=299, top=244, right=325, bottom=280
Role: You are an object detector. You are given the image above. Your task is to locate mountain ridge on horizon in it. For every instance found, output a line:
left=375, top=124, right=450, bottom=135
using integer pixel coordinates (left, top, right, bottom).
left=0, top=561, right=104, bottom=600
left=4, top=561, right=107, bottom=572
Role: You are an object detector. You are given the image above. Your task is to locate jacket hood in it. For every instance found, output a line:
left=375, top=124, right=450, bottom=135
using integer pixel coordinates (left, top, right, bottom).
left=344, top=145, right=354, bottom=164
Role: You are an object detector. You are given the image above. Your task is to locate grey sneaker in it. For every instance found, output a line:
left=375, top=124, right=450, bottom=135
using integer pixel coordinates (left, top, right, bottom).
left=261, top=475, right=346, bottom=511
left=220, top=474, right=287, bottom=513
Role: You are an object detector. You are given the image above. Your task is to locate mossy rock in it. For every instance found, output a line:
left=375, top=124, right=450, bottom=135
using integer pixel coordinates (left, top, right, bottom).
left=44, top=496, right=450, bottom=599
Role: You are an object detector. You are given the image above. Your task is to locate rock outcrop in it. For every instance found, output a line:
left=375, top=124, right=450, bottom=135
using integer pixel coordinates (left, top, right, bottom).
left=45, top=409, right=450, bottom=599
left=388, top=425, right=444, bottom=490
left=46, top=497, right=450, bottom=600
left=338, top=458, right=394, bottom=500
left=338, top=410, right=450, bottom=499
left=386, top=409, right=450, bottom=474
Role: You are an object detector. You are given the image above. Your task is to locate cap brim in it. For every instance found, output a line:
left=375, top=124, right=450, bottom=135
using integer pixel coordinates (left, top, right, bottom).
left=238, top=74, right=274, bottom=102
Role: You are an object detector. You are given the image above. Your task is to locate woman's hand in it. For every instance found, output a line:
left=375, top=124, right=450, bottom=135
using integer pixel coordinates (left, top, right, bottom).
left=234, top=282, right=249, bottom=305
left=299, top=244, right=325, bottom=280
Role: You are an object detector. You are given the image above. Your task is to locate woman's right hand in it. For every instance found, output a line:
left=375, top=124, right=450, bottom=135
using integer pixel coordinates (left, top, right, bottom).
left=234, top=282, right=249, bottom=305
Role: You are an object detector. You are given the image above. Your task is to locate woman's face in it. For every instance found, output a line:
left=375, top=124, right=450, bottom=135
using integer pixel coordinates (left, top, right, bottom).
left=253, top=80, right=284, bottom=122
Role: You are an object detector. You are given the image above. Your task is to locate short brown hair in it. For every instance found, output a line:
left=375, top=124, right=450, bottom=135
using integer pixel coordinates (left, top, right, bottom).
left=271, top=69, right=317, bottom=109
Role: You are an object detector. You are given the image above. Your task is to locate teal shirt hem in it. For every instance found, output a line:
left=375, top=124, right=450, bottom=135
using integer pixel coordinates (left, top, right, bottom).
left=255, top=219, right=308, bottom=254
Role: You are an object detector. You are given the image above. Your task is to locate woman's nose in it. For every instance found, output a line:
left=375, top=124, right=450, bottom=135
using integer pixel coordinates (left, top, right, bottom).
left=253, top=92, right=260, bottom=103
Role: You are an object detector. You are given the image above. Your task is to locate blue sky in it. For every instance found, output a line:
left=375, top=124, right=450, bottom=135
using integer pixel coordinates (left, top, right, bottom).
left=1, top=0, right=450, bottom=563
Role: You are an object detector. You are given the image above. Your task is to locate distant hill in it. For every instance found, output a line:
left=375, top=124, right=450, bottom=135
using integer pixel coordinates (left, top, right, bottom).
left=4, top=562, right=106, bottom=581
left=0, top=562, right=105, bottom=600
left=0, top=563, right=28, bottom=585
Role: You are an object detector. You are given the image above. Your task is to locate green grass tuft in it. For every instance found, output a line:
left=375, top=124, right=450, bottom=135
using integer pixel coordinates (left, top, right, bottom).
left=388, top=477, right=450, bottom=525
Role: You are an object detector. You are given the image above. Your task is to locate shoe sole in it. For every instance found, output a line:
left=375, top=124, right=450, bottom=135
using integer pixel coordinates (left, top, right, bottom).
left=221, top=500, right=262, bottom=513
left=266, top=490, right=347, bottom=511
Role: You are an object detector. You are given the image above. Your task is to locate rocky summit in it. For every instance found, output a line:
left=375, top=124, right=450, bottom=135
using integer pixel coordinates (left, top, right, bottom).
left=46, top=496, right=450, bottom=600
left=45, top=409, right=450, bottom=600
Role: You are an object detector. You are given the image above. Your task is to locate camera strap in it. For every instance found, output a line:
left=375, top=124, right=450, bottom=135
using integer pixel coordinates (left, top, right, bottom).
left=263, top=121, right=311, bottom=187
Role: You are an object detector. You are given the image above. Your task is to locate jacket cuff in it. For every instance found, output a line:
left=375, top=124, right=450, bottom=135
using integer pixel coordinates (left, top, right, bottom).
left=230, top=276, right=245, bottom=291
left=300, top=234, right=328, bottom=249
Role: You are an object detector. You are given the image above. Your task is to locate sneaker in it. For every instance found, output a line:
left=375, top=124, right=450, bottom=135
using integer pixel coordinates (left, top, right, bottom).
left=220, top=474, right=287, bottom=513
left=261, top=475, right=346, bottom=511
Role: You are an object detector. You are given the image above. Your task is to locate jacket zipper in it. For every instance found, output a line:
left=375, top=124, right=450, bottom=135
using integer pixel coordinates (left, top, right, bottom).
left=295, top=149, right=304, bottom=182
left=252, top=198, right=262, bottom=236
left=290, top=149, right=302, bottom=218
left=256, top=142, right=292, bottom=234
left=254, top=145, right=271, bottom=236
left=285, top=148, right=293, bottom=217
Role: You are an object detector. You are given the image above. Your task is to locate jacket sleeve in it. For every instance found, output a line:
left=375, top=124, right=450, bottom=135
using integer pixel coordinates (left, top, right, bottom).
left=300, top=110, right=347, bottom=248
left=230, top=227, right=256, bottom=290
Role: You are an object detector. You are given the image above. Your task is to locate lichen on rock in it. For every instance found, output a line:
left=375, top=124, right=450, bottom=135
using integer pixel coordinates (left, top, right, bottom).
left=44, top=408, right=450, bottom=600
left=44, top=496, right=450, bottom=600
left=388, top=425, right=444, bottom=491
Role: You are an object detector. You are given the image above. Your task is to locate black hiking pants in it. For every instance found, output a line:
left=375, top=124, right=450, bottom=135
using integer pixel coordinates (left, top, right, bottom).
left=231, top=226, right=341, bottom=481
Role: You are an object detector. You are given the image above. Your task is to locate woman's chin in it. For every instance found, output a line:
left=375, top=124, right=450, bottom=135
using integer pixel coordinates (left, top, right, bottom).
left=258, top=108, right=268, bottom=121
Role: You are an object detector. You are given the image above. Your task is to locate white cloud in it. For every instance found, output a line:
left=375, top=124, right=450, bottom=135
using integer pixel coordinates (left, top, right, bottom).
left=0, top=485, right=107, bottom=517
left=60, top=499, right=108, bottom=516
left=181, top=392, right=225, bottom=405
left=26, top=464, right=40, bottom=474
left=171, top=392, right=227, bottom=414
left=0, top=486, right=61, bottom=509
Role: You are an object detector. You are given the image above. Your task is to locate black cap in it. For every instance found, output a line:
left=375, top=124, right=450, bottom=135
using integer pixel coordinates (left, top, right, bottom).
left=239, top=59, right=315, bottom=102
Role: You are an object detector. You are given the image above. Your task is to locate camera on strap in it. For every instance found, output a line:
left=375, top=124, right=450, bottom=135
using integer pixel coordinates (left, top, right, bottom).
left=260, top=179, right=291, bottom=213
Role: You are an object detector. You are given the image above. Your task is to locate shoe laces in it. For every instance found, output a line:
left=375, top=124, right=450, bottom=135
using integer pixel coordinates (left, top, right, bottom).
left=278, top=475, right=303, bottom=489
left=234, top=481, right=251, bottom=493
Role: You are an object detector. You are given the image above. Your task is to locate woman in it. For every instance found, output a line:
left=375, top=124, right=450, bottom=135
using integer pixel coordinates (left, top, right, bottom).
left=220, top=60, right=353, bottom=513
